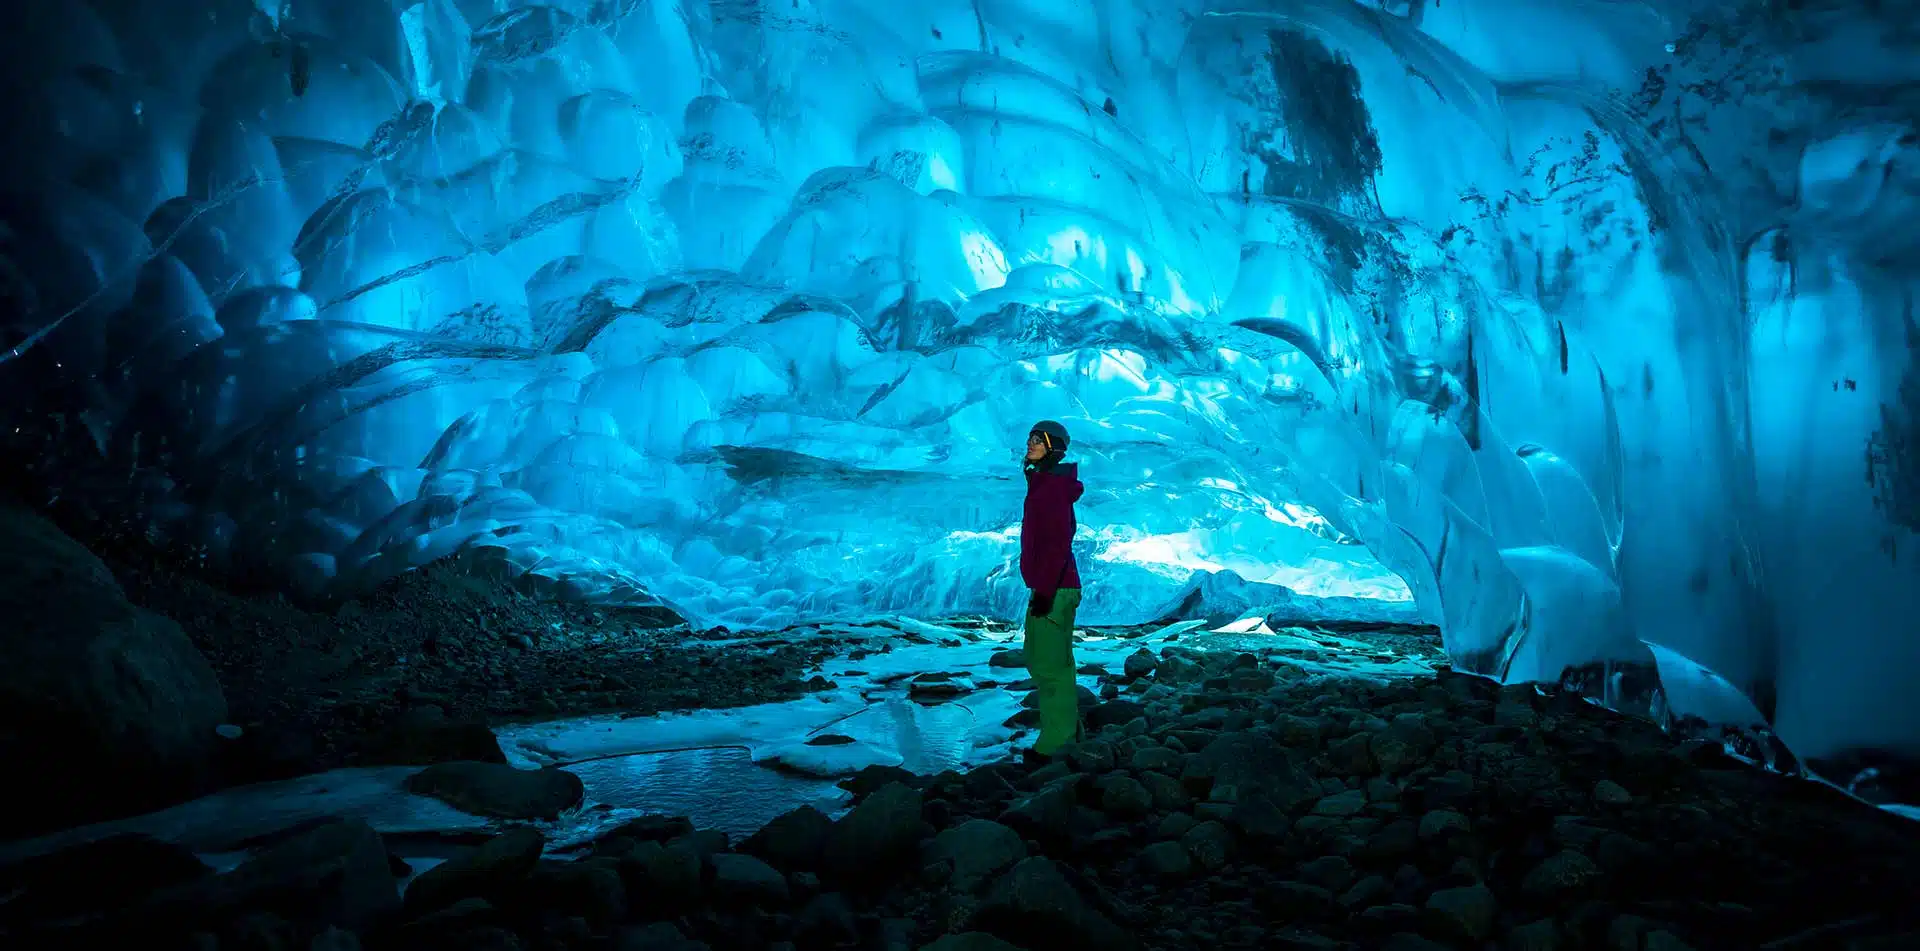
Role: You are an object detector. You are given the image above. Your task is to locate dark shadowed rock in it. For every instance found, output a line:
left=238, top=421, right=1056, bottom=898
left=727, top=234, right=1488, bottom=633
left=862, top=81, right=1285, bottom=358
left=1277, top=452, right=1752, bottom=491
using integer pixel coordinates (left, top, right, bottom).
left=154, top=819, right=397, bottom=931
left=405, top=827, right=547, bottom=916
left=710, top=853, right=790, bottom=906
left=796, top=892, right=862, bottom=947
left=1180, top=731, right=1319, bottom=807
left=823, top=781, right=925, bottom=881
left=0, top=833, right=211, bottom=926
left=927, top=819, right=1028, bottom=892
left=740, top=804, right=834, bottom=871
left=1084, top=699, right=1146, bottom=731
left=0, top=505, right=227, bottom=835
left=364, top=705, right=506, bottom=766
left=920, top=932, right=1031, bottom=951
left=1423, top=883, right=1497, bottom=943
left=613, top=920, right=710, bottom=951
left=618, top=840, right=705, bottom=911
left=527, top=858, right=627, bottom=928
left=974, top=857, right=1137, bottom=951
left=405, top=761, right=584, bottom=820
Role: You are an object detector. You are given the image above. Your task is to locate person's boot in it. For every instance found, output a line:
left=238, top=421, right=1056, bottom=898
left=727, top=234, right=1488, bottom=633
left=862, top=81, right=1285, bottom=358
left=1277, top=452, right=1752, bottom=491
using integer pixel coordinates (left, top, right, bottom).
left=1020, top=747, right=1053, bottom=770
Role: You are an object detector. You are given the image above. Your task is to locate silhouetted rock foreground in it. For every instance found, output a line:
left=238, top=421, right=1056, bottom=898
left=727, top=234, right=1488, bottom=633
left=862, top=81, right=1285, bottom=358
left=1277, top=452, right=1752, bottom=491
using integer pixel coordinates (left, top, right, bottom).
left=0, top=502, right=831, bottom=836
left=6, top=654, right=1919, bottom=951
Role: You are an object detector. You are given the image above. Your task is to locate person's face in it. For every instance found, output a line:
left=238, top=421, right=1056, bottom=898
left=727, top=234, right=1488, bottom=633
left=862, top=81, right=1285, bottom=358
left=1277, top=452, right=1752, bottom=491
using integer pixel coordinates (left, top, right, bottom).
left=1025, top=432, right=1049, bottom=461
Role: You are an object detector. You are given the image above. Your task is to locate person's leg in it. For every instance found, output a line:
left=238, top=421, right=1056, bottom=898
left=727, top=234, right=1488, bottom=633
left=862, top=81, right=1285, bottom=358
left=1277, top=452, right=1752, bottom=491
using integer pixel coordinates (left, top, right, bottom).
left=1024, top=588, right=1083, bottom=755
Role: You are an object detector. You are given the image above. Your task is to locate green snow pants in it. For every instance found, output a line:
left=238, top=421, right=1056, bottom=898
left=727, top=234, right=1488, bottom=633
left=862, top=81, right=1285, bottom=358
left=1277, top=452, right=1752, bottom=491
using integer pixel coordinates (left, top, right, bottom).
left=1024, top=587, right=1083, bottom=756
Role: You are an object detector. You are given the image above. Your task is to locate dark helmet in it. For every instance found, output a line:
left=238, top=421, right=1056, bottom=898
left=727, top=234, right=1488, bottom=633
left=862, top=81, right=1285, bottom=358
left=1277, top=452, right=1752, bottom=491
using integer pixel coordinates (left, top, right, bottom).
left=1029, top=419, right=1070, bottom=453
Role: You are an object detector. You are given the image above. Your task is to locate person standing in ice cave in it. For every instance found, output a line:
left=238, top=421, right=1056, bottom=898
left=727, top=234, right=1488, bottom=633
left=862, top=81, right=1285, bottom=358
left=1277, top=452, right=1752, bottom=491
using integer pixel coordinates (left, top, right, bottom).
left=1021, top=419, right=1086, bottom=760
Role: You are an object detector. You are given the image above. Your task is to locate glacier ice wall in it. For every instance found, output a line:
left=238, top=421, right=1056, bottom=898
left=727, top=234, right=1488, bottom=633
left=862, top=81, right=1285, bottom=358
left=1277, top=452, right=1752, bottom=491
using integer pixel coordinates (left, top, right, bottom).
left=0, top=0, right=1916, bottom=762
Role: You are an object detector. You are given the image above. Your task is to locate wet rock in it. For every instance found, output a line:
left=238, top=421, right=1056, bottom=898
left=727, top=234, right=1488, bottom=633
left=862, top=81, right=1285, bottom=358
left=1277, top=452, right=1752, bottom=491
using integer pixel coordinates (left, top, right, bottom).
left=1297, top=855, right=1356, bottom=893
left=928, top=819, right=1028, bottom=893
left=1522, top=850, right=1603, bottom=900
left=823, top=782, right=926, bottom=881
left=161, top=819, right=397, bottom=931
left=1137, top=770, right=1190, bottom=811
left=1181, top=731, right=1318, bottom=807
left=1154, top=654, right=1204, bottom=684
left=1228, top=796, right=1292, bottom=841
left=1339, top=875, right=1392, bottom=909
left=919, top=933, right=1029, bottom=951
left=1312, top=789, right=1368, bottom=817
left=710, top=853, right=790, bottom=906
left=912, top=672, right=974, bottom=699
left=394, top=897, right=503, bottom=944
left=1593, top=779, right=1631, bottom=805
left=841, top=764, right=921, bottom=798
left=1179, top=821, right=1233, bottom=871
left=1643, top=930, right=1699, bottom=951
left=613, top=921, right=709, bottom=951
left=1127, top=746, right=1182, bottom=772
left=1507, top=918, right=1562, bottom=950
left=1370, top=716, right=1438, bottom=774
left=619, top=840, right=705, bottom=910
left=311, top=925, right=362, bottom=951
left=1064, top=740, right=1116, bottom=773
left=989, top=649, right=1026, bottom=668
left=0, top=833, right=211, bottom=925
left=612, top=815, right=698, bottom=843
left=405, top=826, right=547, bottom=916
left=795, top=892, right=861, bottom=947
left=1099, top=775, right=1154, bottom=818
left=1270, top=882, right=1338, bottom=919
left=1326, top=733, right=1374, bottom=774
left=364, top=705, right=506, bottom=766
left=1139, top=840, right=1194, bottom=880
left=671, top=828, right=731, bottom=859
left=1001, top=782, right=1078, bottom=837
left=740, top=804, right=833, bottom=872
left=0, top=505, right=228, bottom=835
left=1417, top=809, right=1470, bottom=840
left=975, top=857, right=1137, bottom=951
left=405, top=762, right=585, bottom=820
left=1085, top=700, right=1146, bottom=732
left=527, top=859, right=626, bottom=928
left=1424, top=883, right=1497, bottom=943
left=1122, top=650, right=1158, bottom=680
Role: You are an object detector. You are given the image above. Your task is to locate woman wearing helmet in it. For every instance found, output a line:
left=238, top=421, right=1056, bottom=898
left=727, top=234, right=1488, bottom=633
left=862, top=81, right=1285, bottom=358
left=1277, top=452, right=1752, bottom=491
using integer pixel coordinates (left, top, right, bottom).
left=1020, top=419, right=1085, bottom=758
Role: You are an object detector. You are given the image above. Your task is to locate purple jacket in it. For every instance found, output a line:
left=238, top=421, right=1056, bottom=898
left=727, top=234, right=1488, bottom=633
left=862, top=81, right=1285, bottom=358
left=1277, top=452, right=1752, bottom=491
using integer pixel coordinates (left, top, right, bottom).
left=1021, top=463, right=1084, bottom=596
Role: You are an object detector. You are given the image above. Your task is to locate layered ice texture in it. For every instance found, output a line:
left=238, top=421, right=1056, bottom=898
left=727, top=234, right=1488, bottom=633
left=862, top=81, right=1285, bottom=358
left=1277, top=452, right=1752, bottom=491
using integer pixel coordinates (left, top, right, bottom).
left=1, top=0, right=1917, bottom=763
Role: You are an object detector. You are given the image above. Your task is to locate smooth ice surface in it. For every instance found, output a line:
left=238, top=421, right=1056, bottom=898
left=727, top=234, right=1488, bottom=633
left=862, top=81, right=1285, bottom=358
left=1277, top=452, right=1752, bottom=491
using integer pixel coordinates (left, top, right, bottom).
left=2, top=0, right=1918, bottom=763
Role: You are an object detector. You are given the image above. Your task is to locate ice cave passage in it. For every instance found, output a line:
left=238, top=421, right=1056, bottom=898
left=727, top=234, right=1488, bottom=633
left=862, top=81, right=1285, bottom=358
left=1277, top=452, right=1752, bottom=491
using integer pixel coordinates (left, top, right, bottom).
left=1, top=0, right=1919, bottom=944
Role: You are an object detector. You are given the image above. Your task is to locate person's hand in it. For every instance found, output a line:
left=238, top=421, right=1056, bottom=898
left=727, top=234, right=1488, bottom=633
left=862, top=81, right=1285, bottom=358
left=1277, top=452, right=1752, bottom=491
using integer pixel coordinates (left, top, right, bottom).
left=1029, top=590, right=1054, bottom=617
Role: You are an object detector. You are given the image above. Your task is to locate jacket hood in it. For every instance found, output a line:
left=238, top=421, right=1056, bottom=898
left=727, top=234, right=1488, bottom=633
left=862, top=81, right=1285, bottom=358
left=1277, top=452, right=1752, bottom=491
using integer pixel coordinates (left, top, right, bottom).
left=1029, top=462, right=1084, bottom=502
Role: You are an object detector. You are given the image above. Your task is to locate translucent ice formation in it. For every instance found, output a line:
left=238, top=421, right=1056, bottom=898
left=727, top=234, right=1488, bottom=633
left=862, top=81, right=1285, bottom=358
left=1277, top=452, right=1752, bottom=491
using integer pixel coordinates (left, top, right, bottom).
left=0, top=0, right=1916, bottom=762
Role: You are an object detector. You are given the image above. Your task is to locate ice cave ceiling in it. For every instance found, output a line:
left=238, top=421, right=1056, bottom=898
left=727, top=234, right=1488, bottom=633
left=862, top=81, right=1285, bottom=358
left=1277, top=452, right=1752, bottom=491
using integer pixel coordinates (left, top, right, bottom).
left=0, top=0, right=1916, bottom=764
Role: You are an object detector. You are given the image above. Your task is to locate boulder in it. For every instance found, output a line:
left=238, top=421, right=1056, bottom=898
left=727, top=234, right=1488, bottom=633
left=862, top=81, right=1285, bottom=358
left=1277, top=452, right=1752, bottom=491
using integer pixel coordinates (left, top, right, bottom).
left=821, top=781, right=925, bottom=882
left=364, top=705, right=507, bottom=766
left=973, top=857, right=1136, bottom=951
left=0, top=505, right=227, bottom=835
left=404, top=827, right=547, bottom=916
left=405, top=761, right=585, bottom=820
left=0, top=833, right=211, bottom=928
left=148, top=819, right=399, bottom=932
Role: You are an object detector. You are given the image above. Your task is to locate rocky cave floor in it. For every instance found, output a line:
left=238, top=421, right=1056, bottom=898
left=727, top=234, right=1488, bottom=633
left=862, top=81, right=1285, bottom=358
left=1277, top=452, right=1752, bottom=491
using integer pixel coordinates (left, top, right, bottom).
left=101, top=538, right=847, bottom=785
left=4, top=514, right=1920, bottom=951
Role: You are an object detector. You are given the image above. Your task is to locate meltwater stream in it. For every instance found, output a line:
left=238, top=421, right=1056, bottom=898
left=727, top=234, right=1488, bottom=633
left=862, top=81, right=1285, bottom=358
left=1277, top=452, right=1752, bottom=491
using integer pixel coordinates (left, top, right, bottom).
left=0, top=616, right=1455, bottom=864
